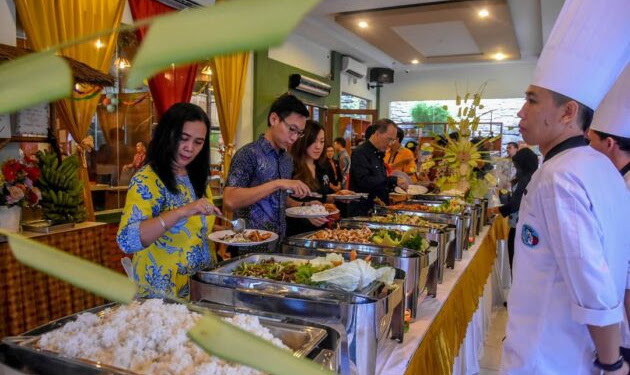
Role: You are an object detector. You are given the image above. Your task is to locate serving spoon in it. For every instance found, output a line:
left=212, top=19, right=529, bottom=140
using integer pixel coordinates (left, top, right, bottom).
left=215, top=215, right=246, bottom=233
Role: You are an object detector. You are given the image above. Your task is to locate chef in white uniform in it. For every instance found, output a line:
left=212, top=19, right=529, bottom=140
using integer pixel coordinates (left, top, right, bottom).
left=589, top=63, right=630, bottom=190
left=588, top=62, right=630, bottom=364
left=501, top=0, right=630, bottom=374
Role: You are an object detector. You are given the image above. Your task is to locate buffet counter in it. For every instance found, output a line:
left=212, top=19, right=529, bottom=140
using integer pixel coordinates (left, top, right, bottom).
left=377, top=217, right=509, bottom=375
left=0, top=222, right=123, bottom=338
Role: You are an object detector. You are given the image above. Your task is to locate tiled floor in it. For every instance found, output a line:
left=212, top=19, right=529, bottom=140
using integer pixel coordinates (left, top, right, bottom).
left=478, top=306, right=508, bottom=375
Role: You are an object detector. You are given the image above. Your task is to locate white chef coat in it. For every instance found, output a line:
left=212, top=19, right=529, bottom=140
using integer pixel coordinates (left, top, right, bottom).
left=624, top=169, right=630, bottom=190
left=502, top=140, right=630, bottom=375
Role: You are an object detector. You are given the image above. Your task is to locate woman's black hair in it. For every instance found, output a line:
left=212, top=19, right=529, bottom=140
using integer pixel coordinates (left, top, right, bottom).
left=146, top=102, right=210, bottom=199
left=290, top=120, right=325, bottom=191
left=512, top=147, right=539, bottom=178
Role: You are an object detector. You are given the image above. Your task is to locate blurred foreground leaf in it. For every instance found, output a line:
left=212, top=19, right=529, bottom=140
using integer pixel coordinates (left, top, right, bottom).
left=0, top=230, right=136, bottom=304
left=0, top=52, right=72, bottom=114
left=127, top=0, right=319, bottom=87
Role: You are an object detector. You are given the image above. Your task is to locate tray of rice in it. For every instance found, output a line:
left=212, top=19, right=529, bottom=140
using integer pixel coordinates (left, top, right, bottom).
left=0, top=299, right=338, bottom=375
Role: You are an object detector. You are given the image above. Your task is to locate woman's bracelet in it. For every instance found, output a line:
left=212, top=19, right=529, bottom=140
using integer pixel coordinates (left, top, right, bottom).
left=157, top=215, right=168, bottom=230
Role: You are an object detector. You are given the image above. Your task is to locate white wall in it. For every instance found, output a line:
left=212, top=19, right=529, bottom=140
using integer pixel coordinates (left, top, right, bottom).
left=235, top=52, right=254, bottom=148
left=268, top=34, right=331, bottom=78
left=380, top=61, right=537, bottom=117
left=1, top=0, right=16, bottom=46
left=340, top=72, right=377, bottom=107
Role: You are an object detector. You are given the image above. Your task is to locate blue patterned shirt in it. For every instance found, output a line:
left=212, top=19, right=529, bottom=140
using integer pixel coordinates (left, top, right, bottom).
left=226, top=135, right=293, bottom=238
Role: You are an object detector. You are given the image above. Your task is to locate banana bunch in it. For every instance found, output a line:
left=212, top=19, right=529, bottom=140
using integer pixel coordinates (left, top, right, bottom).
left=36, top=150, right=86, bottom=224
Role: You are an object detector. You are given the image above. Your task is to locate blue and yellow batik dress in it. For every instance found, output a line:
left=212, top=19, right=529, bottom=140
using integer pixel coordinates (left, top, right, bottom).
left=116, top=165, right=215, bottom=298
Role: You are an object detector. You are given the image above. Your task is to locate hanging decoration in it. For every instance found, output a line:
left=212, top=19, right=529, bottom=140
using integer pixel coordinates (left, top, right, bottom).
left=421, top=84, right=498, bottom=198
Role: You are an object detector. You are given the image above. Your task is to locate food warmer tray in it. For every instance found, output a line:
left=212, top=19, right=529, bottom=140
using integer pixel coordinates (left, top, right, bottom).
left=405, top=198, right=479, bottom=241
left=190, top=253, right=405, bottom=375
left=281, top=233, right=430, bottom=320
left=339, top=217, right=457, bottom=284
left=411, top=194, right=488, bottom=233
left=0, top=301, right=341, bottom=375
left=374, top=205, right=470, bottom=262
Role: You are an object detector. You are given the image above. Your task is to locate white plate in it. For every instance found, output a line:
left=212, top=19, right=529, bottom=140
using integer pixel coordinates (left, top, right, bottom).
left=407, top=185, right=428, bottom=195
left=285, top=207, right=340, bottom=218
left=208, top=230, right=278, bottom=246
left=329, top=193, right=365, bottom=200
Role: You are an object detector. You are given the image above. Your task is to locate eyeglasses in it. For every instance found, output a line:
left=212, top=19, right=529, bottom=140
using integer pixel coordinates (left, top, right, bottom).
left=280, top=118, right=305, bottom=138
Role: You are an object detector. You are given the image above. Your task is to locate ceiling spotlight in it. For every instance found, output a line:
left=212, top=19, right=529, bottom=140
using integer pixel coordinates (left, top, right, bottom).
left=493, top=52, right=506, bottom=61
left=478, top=9, right=489, bottom=18
left=358, top=21, right=369, bottom=29
left=95, top=39, right=104, bottom=49
left=411, top=59, right=419, bottom=64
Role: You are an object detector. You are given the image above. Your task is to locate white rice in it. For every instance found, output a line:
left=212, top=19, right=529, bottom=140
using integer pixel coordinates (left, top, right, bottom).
left=38, top=299, right=288, bottom=375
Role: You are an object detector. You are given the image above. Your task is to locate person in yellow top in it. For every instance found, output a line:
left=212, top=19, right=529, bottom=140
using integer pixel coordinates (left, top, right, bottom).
left=384, top=128, right=416, bottom=179
left=117, top=103, right=222, bottom=298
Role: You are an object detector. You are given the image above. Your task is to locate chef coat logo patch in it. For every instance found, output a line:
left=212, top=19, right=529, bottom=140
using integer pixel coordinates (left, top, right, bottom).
left=521, top=224, right=539, bottom=248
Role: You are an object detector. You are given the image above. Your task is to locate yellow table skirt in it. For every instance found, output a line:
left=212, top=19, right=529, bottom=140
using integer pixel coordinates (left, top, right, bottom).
left=405, top=217, right=510, bottom=375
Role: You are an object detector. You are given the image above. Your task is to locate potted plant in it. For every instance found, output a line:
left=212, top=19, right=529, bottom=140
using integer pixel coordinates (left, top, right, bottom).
left=0, top=156, right=42, bottom=232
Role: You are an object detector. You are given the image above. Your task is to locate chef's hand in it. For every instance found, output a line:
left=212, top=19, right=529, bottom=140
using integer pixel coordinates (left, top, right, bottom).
left=281, top=179, right=311, bottom=198
left=308, top=217, right=329, bottom=227
left=603, top=360, right=628, bottom=375
left=396, top=177, right=409, bottom=190
left=180, top=198, right=222, bottom=218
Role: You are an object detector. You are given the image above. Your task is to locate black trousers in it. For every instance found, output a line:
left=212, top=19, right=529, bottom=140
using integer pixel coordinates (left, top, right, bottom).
left=508, top=227, right=516, bottom=274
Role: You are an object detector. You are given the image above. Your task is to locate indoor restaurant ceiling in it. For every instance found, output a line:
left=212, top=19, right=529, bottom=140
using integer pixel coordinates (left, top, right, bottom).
left=293, top=0, right=565, bottom=71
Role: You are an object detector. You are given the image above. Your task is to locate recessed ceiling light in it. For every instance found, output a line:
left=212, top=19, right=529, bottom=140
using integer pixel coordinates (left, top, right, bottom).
left=358, top=21, right=369, bottom=29
left=411, top=59, right=419, bottom=64
left=493, top=52, right=506, bottom=61
left=95, top=39, right=104, bottom=49
left=478, top=9, right=489, bottom=18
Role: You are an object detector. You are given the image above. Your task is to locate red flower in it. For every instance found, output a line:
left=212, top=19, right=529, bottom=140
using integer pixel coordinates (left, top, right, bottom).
left=2, top=160, right=22, bottom=183
left=24, top=166, right=40, bottom=182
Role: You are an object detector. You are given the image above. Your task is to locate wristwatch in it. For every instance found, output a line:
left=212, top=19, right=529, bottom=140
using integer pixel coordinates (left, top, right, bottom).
left=593, top=355, right=624, bottom=372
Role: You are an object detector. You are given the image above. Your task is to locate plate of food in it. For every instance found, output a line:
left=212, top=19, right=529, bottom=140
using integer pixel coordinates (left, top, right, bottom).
left=328, top=189, right=366, bottom=200
left=285, top=204, right=339, bottom=218
left=393, top=185, right=428, bottom=195
left=208, top=229, right=278, bottom=246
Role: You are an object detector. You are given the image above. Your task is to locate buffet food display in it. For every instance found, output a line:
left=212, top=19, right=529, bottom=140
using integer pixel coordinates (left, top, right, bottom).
left=2, top=299, right=339, bottom=375
left=191, top=253, right=405, bottom=375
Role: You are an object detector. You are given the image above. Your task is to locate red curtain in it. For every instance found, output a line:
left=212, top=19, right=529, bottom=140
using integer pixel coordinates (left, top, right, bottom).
left=128, top=0, right=198, bottom=118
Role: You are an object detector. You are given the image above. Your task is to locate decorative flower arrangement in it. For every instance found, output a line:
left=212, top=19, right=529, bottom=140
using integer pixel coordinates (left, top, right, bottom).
left=420, top=86, right=497, bottom=198
left=1, top=156, right=42, bottom=207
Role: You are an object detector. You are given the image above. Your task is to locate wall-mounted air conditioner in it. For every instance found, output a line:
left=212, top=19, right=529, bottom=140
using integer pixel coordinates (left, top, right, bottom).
left=289, top=74, right=332, bottom=97
left=341, top=56, right=368, bottom=79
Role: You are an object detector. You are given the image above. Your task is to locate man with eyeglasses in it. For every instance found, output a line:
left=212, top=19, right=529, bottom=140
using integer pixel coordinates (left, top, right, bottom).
left=350, top=118, right=409, bottom=216
left=224, top=94, right=311, bottom=252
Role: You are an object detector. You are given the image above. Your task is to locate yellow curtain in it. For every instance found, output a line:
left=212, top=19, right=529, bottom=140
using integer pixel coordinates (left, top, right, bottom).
left=15, top=0, right=125, bottom=221
left=210, top=52, right=250, bottom=178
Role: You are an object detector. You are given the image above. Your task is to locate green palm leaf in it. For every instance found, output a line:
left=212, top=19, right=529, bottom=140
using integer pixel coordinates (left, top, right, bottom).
left=127, top=0, right=319, bottom=87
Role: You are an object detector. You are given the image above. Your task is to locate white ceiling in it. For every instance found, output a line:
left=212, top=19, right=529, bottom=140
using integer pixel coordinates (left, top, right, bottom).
left=392, top=21, right=482, bottom=57
left=292, top=0, right=565, bottom=71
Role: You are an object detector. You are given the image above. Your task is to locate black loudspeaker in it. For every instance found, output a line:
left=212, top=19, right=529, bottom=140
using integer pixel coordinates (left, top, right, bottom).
left=369, top=67, right=394, bottom=84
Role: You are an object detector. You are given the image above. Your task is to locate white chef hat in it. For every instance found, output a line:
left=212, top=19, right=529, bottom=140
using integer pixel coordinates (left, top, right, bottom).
left=591, top=63, right=630, bottom=138
left=531, top=0, right=630, bottom=110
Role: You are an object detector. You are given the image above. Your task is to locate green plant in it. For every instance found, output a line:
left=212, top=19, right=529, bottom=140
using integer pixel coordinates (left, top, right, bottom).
left=36, top=151, right=86, bottom=224
left=410, top=103, right=449, bottom=123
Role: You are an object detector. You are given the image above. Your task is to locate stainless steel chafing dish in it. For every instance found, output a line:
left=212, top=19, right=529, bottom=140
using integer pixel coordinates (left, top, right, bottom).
left=190, top=253, right=405, bottom=375
left=411, top=194, right=488, bottom=234
left=404, top=198, right=478, bottom=241
left=339, top=217, right=456, bottom=284
left=374, top=205, right=470, bottom=262
left=281, top=230, right=435, bottom=319
left=1, top=301, right=341, bottom=375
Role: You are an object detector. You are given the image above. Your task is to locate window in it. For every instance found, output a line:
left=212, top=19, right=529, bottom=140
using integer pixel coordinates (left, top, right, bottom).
left=340, top=93, right=370, bottom=119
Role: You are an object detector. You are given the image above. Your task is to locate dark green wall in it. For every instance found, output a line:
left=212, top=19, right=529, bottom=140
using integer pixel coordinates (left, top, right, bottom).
left=253, top=50, right=342, bottom=138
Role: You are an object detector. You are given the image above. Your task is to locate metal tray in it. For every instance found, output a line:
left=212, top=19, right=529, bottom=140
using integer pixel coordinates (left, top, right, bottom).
left=281, top=231, right=433, bottom=320
left=407, top=199, right=479, bottom=241
left=21, top=220, right=75, bottom=234
left=1, top=301, right=335, bottom=375
left=341, top=217, right=457, bottom=283
left=191, top=253, right=405, bottom=375
left=374, top=205, right=471, bottom=262
left=197, top=253, right=384, bottom=303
